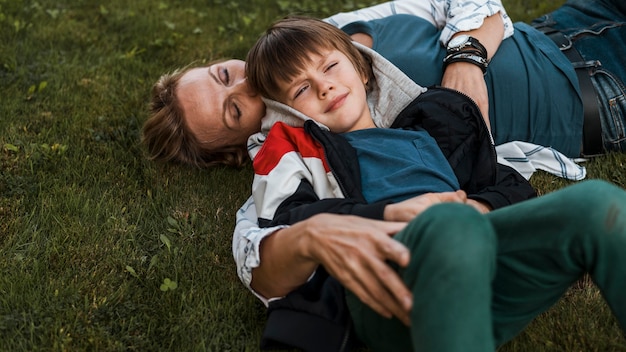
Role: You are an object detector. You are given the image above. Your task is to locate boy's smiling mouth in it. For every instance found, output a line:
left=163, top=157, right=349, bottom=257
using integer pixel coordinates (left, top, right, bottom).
left=325, top=92, right=349, bottom=113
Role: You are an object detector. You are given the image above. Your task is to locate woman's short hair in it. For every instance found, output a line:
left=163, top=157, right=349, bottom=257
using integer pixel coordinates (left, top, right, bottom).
left=246, top=16, right=373, bottom=101
left=142, top=67, right=247, bottom=168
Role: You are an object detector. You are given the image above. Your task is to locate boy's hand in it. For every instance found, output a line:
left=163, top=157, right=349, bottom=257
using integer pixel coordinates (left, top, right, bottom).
left=383, top=190, right=467, bottom=222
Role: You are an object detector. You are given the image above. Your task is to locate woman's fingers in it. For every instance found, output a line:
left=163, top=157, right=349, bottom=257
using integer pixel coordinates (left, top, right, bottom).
left=367, top=251, right=413, bottom=324
left=307, top=215, right=413, bottom=325
left=333, top=243, right=412, bottom=325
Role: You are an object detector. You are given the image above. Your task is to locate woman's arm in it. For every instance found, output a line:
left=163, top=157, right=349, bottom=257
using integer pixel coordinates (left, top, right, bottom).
left=438, top=0, right=512, bottom=131
left=235, top=191, right=470, bottom=325
left=327, top=0, right=513, bottom=46
left=233, top=195, right=412, bottom=323
left=233, top=197, right=288, bottom=305
left=330, top=0, right=512, bottom=131
left=324, top=1, right=434, bottom=29
left=441, top=13, right=505, bottom=131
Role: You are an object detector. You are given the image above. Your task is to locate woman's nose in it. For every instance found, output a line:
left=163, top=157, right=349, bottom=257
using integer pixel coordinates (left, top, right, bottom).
left=234, top=77, right=257, bottom=97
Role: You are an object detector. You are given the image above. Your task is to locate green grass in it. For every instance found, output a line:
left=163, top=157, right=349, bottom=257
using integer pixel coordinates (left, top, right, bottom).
left=1, top=0, right=625, bottom=350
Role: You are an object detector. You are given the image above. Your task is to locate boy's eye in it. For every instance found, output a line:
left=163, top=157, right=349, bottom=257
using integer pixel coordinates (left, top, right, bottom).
left=294, top=85, right=309, bottom=99
left=294, top=85, right=309, bottom=98
left=325, top=62, right=338, bottom=72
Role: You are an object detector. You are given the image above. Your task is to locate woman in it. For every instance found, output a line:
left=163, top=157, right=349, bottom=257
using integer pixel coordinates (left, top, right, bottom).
left=145, top=2, right=626, bottom=347
left=142, top=0, right=626, bottom=168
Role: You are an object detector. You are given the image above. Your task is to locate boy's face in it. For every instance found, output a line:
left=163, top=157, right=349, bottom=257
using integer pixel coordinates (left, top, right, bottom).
left=277, top=49, right=374, bottom=133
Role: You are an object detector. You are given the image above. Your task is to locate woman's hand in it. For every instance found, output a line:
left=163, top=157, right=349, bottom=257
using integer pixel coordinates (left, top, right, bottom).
left=252, top=214, right=412, bottom=325
left=441, top=63, right=491, bottom=131
left=301, top=214, right=413, bottom=325
left=383, top=190, right=467, bottom=222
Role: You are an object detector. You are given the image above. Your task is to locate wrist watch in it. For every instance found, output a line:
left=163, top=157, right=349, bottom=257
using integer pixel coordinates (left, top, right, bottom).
left=446, top=35, right=487, bottom=58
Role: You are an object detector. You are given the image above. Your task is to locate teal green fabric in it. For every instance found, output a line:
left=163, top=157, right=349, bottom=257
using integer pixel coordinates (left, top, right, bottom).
left=342, top=128, right=459, bottom=203
left=346, top=180, right=626, bottom=351
left=340, top=15, right=583, bottom=157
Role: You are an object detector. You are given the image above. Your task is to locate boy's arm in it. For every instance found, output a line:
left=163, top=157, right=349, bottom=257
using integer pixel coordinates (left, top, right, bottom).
left=467, top=163, right=537, bottom=211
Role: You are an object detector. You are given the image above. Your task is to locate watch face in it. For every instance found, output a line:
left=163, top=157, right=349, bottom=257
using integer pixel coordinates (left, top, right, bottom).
left=448, top=34, right=469, bottom=49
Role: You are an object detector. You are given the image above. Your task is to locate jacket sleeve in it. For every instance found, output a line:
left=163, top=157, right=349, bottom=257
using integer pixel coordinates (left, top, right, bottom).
left=263, top=179, right=389, bottom=227
left=467, top=163, right=537, bottom=210
left=438, top=0, right=514, bottom=44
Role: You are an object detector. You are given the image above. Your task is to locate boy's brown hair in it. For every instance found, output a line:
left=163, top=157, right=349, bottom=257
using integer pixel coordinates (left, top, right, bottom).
left=246, top=16, right=373, bottom=102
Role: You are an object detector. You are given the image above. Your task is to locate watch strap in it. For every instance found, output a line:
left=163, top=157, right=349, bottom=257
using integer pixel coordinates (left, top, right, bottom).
left=442, top=52, right=489, bottom=74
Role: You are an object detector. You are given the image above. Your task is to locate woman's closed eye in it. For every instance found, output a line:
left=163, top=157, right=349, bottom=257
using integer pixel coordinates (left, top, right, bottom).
left=218, top=67, right=241, bottom=123
left=220, top=67, right=230, bottom=85
left=232, top=103, right=241, bottom=120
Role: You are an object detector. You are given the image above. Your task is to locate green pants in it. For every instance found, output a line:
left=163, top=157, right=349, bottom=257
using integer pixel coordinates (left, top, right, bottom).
left=346, top=180, right=626, bottom=351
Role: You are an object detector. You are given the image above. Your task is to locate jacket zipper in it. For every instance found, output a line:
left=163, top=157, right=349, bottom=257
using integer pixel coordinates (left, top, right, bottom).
left=306, top=121, right=354, bottom=199
left=433, top=86, right=498, bottom=172
left=338, top=319, right=352, bottom=352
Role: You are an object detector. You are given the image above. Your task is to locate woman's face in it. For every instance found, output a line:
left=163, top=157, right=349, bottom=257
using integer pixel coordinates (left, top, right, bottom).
left=177, top=59, right=265, bottom=149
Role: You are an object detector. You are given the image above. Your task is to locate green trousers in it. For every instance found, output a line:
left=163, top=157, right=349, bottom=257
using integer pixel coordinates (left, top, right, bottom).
left=346, top=180, right=626, bottom=351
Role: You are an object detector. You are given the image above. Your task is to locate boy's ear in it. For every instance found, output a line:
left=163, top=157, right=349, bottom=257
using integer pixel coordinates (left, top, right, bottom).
left=362, top=73, right=369, bottom=90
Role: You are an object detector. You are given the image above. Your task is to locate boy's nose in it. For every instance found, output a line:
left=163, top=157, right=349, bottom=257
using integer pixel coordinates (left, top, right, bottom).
left=318, top=80, right=333, bottom=98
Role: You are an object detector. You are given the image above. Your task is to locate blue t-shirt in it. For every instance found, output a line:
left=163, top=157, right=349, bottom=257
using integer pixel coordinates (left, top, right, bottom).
left=341, top=15, right=583, bottom=157
left=342, top=128, right=460, bottom=203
